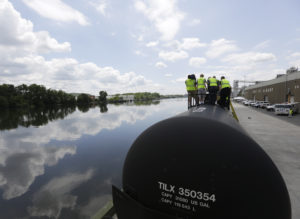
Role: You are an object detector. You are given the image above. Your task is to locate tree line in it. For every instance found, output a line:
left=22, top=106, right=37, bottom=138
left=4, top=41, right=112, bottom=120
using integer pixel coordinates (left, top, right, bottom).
left=108, top=92, right=160, bottom=103
left=0, top=84, right=109, bottom=108
left=0, top=83, right=184, bottom=108
left=0, top=84, right=77, bottom=108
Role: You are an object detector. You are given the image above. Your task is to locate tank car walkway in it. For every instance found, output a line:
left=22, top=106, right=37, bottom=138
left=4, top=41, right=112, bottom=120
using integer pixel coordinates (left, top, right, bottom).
left=233, top=103, right=300, bottom=219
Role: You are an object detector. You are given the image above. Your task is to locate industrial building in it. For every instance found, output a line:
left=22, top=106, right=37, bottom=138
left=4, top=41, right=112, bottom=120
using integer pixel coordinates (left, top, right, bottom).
left=244, top=67, right=300, bottom=104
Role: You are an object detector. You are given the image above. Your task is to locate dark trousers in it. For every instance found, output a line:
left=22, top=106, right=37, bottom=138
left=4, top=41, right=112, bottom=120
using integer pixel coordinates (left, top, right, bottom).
left=219, top=87, right=231, bottom=109
left=208, top=86, right=218, bottom=105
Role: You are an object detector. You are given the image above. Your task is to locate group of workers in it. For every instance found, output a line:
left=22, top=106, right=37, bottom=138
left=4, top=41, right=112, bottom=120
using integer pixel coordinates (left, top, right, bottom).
left=185, top=74, right=231, bottom=109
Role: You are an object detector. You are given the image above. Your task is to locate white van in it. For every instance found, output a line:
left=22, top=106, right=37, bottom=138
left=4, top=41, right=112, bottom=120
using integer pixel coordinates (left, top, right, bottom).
left=274, top=103, right=299, bottom=115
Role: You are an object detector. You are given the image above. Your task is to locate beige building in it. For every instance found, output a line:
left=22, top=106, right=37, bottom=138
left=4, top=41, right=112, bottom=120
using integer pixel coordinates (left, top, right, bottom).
left=244, top=68, right=300, bottom=104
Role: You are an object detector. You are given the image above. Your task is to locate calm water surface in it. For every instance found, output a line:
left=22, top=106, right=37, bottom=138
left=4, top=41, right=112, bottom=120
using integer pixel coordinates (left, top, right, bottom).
left=0, top=98, right=186, bottom=219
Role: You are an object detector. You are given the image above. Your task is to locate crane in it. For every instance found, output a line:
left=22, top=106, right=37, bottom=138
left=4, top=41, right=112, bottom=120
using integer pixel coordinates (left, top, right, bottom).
left=233, top=80, right=263, bottom=96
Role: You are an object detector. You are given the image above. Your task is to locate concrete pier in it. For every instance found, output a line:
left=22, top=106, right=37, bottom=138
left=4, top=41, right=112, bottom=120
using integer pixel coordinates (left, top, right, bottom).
left=233, top=103, right=300, bottom=219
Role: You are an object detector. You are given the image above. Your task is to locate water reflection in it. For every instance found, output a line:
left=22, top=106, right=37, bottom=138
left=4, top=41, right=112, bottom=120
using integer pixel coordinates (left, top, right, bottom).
left=99, top=104, right=108, bottom=113
left=0, top=106, right=76, bottom=130
left=28, top=169, right=94, bottom=218
left=0, top=101, right=161, bottom=131
left=0, top=98, right=186, bottom=218
left=0, top=144, right=76, bottom=200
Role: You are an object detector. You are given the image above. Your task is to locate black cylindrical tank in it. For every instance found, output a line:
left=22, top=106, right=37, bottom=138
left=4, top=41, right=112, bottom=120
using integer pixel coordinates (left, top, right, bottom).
left=113, top=105, right=291, bottom=219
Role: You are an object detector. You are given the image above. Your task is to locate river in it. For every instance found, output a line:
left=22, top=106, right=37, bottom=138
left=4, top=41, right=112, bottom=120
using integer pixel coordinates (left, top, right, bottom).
left=0, top=98, right=187, bottom=219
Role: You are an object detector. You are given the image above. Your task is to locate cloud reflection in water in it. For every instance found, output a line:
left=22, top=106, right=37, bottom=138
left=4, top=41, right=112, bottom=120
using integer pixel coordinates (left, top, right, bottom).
left=0, top=144, right=76, bottom=200
left=0, top=99, right=185, bottom=218
left=0, top=104, right=158, bottom=201
left=27, top=169, right=94, bottom=218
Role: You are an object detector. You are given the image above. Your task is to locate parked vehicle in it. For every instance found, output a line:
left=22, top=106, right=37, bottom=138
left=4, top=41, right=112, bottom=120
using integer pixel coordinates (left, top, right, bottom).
left=258, top=101, right=269, bottom=108
left=261, top=102, right=270, bottom=109
left=266, top=104, right=275, bottom=111
left=243, top=100, right=250, bottom=106
left=233, top=97, right=246, bottom=102
left=253, top=102, right=261, bottom=107
left=274, top=103, right=299, bottom=115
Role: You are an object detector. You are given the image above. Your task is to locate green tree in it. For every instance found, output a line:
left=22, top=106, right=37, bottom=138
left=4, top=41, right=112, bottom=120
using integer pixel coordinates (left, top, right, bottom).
left=99, top=91, right=107, bottom=103
left=77, top=93, right=91, bottom=105
left=0, top=96, right=9, bottom=108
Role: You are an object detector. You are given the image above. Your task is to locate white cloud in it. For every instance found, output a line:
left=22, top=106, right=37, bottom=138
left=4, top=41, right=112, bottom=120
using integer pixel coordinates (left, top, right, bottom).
left=206, top=38, right=239, bottom=59
left=90, top=0, right=108, bottom=16
left=189, top=57, right=207, bottom=68
left=22, top=0, right=89, bottom=25
left=134, top=50, right=146, bottom=56
left=1, top=54, right=155, bottom=95
left=288, top=52, right=300, bottom=58
left=174, top=77, right=186, bottom=82
left=165, top=73, right=173, bottom=77
left=0, top=1, right=158, bottom=95
left=287, top=52, right=300, bottom=67
left=253, top=40, right=271, bottom=50
left=286, top=52, right=300, bottom=67
left=159, top=50, right=188, bottom=62
left=155, top=61, right=167, bottom=68
left=0, top=1, right=71, bottom=55
left=188, top=19, right=201, bottom=26
left=163, top=38, right=206, bottom=51
left=222, top=52, right=276, bottom=64
left=290, top=62, right=300, bottom=68
left=243, top=69, right=285, bottom=81
left=134, top=0, right=184, bottom=41
left=179, top=38, right=206, bottom=50
left=130, top=33, right=145, bottom=42
left=146, top=41, right=159, bottom=47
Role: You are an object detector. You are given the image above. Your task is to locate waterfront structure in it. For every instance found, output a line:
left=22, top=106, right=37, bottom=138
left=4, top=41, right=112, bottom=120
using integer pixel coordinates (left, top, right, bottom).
left=120, top=95, right=134, bottom=102
left=233, top=80, right=261, bottom=97
left=107, top=94, right=134, bottom=102
left=244, top=68, right=300, bottom=104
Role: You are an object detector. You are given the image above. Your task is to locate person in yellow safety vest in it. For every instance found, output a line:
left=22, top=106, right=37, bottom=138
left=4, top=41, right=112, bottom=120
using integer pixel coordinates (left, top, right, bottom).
left=207, top=76, right=218, bottom=105
left=218, top=76, right=231, bottom=109
left=288, top=108, right=293, bottom=117
left=197, top=74, right=206, bottom=104
left=185, top=74, right=199, bottom=108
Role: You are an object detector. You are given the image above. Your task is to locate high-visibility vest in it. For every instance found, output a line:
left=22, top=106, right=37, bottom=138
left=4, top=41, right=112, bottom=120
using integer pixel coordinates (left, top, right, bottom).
left=208, top=78, right=217, bottom=87
left=197, top=77, right=206, bottom=89
left=185, top=79, right=196, bottom=91
left=221, top=79, right=231, bottom=89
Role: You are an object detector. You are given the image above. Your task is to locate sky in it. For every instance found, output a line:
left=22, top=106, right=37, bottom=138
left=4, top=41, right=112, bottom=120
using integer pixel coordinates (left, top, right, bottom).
left=0, top=0, right=300, bottom=95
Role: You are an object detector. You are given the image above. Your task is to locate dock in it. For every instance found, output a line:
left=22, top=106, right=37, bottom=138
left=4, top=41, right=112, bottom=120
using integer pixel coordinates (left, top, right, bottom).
left=233, top=102, right=300, bottom=219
